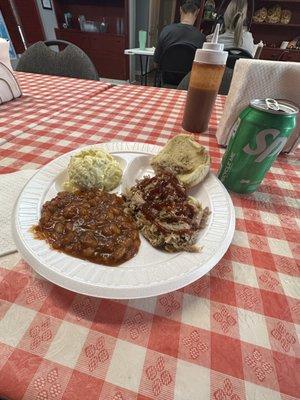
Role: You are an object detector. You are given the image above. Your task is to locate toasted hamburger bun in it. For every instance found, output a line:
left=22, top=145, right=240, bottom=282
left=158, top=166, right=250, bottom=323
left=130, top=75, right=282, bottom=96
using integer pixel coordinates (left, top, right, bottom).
left=151, top=134, right=210, bottom=187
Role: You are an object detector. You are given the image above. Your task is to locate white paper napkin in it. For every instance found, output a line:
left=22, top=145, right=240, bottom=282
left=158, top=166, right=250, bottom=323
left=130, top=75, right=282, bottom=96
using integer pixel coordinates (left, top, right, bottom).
left=0, top=169, right=36, bottom=257
left=0, top=38, right=13, bottom=71
left=216, top=59, right=300, bottom=152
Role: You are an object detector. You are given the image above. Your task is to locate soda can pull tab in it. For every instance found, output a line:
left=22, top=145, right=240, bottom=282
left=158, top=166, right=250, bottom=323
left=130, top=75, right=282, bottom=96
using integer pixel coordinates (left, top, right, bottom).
left=265, top=98, right=280, bottom=111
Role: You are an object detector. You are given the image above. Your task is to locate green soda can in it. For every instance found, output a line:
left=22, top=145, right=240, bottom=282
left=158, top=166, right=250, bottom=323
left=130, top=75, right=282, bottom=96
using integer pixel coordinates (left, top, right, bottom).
left=218, top=98, right=299, bottom=194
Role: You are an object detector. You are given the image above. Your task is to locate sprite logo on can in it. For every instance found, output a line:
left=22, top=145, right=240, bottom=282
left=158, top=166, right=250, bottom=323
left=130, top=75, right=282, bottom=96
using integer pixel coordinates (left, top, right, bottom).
left=243, top=129, right=287, bottom=162
left=218, top=99, right=298, bottom=194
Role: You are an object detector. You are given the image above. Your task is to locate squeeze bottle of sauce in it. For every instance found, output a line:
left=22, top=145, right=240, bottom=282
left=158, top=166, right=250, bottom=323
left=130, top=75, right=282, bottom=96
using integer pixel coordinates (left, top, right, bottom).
left=182, top=24, right=228, bottom=133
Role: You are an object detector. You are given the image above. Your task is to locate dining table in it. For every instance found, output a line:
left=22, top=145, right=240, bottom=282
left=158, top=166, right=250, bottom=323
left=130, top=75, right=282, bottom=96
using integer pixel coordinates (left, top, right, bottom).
left=0, top=72, right=112, bottom=146
left=124, top=48, right=155, bottom=86
left=0, top=72, right=299, bottom=400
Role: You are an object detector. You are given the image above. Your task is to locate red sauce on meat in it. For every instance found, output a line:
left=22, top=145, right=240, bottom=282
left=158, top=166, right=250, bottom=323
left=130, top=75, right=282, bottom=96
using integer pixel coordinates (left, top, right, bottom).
left=135, top=173, right=197, bottom=234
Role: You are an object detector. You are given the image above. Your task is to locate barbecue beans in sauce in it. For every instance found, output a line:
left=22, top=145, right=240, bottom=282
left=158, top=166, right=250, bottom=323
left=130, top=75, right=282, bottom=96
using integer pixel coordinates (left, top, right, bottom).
left=34, top=189, right=140, bottom=266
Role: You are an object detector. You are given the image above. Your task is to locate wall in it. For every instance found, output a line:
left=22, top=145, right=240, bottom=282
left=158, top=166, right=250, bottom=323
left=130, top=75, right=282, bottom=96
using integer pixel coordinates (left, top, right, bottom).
left=159, top=0, right=175, bottom=34
left=134, top=0, right=149, bottom=77
left=35, top=0, right=58, bottom=41
left=129, top=0, right=136, bottom=82
left=135, top=0, right=149, bottom=46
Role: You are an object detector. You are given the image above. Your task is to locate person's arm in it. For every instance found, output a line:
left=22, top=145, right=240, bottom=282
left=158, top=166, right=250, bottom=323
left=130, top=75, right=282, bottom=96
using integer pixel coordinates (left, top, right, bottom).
left=243, top=31, right=256, bottom=56
left=206, top=33, right=212, bottom=43
left=153, top=41, right=163, bottom=65
left=153, top=28, right=166, bottom=65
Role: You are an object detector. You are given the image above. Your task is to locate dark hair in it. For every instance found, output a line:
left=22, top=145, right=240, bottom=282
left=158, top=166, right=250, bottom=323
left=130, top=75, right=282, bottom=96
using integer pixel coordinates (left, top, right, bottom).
left=180, top=0, right=200, bottom=14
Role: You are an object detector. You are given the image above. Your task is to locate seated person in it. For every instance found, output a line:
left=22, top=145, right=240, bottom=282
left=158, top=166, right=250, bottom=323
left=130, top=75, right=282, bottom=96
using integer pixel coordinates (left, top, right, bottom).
left=154, top=0, right=206, bottom=67
left=207, top=0, right=255, bottom=56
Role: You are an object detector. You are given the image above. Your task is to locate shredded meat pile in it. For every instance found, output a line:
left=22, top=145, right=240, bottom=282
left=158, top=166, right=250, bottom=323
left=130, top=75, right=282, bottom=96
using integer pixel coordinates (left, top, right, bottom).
left=124, top=172, right=209, bottom=252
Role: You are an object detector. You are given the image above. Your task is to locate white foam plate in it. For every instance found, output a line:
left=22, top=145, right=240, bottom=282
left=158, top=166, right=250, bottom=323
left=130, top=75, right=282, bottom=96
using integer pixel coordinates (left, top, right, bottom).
left=13, top=142, right=235, bottom=299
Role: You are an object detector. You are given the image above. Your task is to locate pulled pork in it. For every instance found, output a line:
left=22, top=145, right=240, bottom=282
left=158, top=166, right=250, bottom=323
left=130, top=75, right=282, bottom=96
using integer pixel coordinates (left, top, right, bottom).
left=124, top=172, right=209, bottom=252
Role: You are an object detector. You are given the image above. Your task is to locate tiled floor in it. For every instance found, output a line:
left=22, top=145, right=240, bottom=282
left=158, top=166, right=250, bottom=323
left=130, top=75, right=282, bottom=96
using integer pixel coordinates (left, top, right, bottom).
left=101, top=72, right=179, bottom=90
left=100, top=78, right=130, bottom=85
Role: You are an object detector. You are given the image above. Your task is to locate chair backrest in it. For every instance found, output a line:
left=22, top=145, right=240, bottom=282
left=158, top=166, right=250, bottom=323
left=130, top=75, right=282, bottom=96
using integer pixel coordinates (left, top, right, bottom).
left=177, top=46, right=252, bottom=94
left=16, top=40, right=99, bottom=81
left=225, top=47, right=253, bottom=69
left=218, top=67, right=234, bottom=95
left=159, top=43, right=196, bottom=86
left=177, top=67, right=233, bottom=95
left=253, top=44, right=263, bottom=59
left=177, top=71, right=191, bottom=91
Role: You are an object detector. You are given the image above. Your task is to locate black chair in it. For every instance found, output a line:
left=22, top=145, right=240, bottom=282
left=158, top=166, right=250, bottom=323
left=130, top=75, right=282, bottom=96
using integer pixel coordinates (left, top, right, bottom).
left=177, top=47, right=253, bottom=95
left=177, top=71, right=191, bottom=91
left=225, top=47, right=253, bottom=69
left=16, top=40, right=99, bottom=81
left=155, top=43, right=196, bottom=87
left=219, top=47, right=252, bottom=94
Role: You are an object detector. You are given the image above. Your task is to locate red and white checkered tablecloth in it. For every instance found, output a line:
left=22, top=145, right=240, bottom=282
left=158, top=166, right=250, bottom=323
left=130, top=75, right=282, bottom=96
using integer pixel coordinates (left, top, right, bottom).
left=0, top=72, right=111, bottom=145
left=0, top=83, right=300, bottom=400
left=0, top=85, right=226, bottom=174
left=15, top=72, right=111, bottom=102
